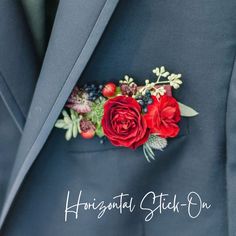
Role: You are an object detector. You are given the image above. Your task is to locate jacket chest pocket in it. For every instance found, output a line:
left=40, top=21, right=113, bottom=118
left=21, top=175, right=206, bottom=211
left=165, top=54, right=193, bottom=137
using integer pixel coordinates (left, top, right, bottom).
left=65, top=117, right=190, bottom=156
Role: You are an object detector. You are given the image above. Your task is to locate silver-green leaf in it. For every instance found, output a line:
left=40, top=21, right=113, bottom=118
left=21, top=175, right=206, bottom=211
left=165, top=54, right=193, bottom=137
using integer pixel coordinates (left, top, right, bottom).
left=55, top=119, right=66, bottom=128
left=178, top=102, right=199, bottom=117
left=72, top=123, right=78, bottom=138
left=65, top=127, right=73, bottom=141
left=55, top=109, right=82, bottom=140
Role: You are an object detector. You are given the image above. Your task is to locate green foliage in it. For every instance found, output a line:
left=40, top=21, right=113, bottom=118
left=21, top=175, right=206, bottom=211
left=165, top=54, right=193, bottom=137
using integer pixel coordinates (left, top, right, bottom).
left=115, top=87, right=121, bottom=95
left=95, top=125, right=104, bottom=137
left=178, top=102, right=199, bottom=117
left=86, top=98, right=106, bottom=137
left=55, top=109, right=82, bottom=140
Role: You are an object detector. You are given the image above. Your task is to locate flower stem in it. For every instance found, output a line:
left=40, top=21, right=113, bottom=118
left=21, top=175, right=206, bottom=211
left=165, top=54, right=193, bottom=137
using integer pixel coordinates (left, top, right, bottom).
left=156, top=81, right=170, bottom=84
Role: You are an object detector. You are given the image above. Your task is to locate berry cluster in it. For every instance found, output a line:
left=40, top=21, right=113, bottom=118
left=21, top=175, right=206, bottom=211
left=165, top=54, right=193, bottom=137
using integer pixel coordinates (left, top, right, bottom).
left=136, top=91, right=153, bottom=113
left=84, top=84, right=103, bottom=101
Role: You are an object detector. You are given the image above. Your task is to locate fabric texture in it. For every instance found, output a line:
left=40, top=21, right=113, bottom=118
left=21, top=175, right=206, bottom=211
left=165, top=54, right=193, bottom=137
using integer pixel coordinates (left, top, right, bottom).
left=0, top=0, right=236, bottom=235
left=226, top=56, right=236, bottom=236
left=21, top=0, right=59, bottom=57
left=0, top=0, right=38, bottom=219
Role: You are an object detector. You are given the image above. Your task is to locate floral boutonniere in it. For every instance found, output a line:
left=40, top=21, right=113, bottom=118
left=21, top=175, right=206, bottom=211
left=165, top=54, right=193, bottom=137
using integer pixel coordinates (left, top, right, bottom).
left=55, top=66, right=198, bottom=162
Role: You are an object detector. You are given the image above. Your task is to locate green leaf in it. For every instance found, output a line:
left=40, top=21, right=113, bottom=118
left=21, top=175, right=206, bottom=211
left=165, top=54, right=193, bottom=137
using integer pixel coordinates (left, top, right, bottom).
left=77, top=122, right=81, bottom=133
left=65, top=127, right=73, bottom=141
left=55, top=119, right=66, bottom=128
left=160, top=66, right=165, bottom=74
left=96, top=125, right=104, bottom=137
left=64, top=116, right=72, bottom=124
left=55, top=109, right=82, bottom=140
left=62, top=110, right=69, bottom=117
left=86, top=100, right=104, bottom=125
left=115, top=87, right=121, bottom=95
left=178, top=102, right=199, bottom=117
left=72, top=123, right=78, bottom=138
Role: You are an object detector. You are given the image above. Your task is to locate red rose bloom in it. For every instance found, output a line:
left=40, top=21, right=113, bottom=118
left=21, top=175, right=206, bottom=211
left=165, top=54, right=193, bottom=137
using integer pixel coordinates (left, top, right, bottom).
left=144, top=95, right=181, bottom=138
left=102, top=96, right=150, bottom=149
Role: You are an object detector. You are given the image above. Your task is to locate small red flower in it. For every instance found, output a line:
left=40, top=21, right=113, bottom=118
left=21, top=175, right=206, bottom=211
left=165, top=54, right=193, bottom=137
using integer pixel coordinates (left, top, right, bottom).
left=144, top=95, right=181, bottom=138
left=102, top=96, right=150, bottom=149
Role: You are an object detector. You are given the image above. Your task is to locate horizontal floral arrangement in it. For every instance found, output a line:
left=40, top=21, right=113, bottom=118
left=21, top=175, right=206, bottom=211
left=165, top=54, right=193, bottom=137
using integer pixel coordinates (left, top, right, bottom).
left=55, top=66, right=198, bottom=162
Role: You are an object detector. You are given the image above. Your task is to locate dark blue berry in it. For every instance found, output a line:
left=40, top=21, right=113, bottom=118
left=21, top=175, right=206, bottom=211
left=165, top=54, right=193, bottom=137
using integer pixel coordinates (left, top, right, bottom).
left=137, top=91, right=153, bottom=113
left=84, top=84, right=104, bottom=101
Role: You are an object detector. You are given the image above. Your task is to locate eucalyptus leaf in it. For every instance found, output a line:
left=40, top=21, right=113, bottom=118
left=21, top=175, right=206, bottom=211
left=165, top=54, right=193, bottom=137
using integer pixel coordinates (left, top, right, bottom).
left=178, top=102, right=199, bottom=117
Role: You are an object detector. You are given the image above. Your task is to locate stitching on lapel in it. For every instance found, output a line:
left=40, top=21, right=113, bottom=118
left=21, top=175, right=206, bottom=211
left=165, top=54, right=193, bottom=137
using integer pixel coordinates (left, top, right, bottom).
left=0, top=71, right=25, bottom=133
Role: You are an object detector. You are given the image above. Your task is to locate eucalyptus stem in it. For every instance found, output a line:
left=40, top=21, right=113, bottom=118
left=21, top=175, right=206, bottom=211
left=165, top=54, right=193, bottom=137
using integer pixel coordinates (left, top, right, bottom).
left=156, top=74, right=162, bottom=83
left=156, top=81, right=170, bottom=84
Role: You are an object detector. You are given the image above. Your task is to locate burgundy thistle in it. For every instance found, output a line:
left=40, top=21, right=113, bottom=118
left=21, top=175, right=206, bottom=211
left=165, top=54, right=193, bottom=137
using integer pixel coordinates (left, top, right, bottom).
left=66, top=87, right=92, bottom=113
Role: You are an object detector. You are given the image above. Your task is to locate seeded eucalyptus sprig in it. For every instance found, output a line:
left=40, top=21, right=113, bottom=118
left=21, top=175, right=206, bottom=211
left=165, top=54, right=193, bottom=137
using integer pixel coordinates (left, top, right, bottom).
left=119, top=75, right=135, bottom=85
left=153, top=66, right=183, bottom=89
left=138, top=66, right=183, bottom=97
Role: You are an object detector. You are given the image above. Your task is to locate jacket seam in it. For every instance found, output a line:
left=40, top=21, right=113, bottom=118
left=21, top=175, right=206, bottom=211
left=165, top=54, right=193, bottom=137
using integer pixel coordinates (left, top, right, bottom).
left=0, top=70, right=25, bottom=133
left=225, top=47, right=236, bottom=236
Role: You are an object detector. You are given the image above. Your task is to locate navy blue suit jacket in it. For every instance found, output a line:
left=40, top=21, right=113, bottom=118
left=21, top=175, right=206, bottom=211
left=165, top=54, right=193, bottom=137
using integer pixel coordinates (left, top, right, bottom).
left=0, top=1, right=236, bottom=235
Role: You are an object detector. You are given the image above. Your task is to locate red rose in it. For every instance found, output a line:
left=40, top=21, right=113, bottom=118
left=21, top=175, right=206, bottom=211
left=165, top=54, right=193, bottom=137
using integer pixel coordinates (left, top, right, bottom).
left=102, top=96, right=150, bottom=149
left=144, top=95, right=181, bottom=138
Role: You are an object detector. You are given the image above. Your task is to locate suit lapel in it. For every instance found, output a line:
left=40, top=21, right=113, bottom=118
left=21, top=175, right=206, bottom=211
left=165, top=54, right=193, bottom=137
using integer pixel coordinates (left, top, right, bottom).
left=0, top=0, right=119, bottom=228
